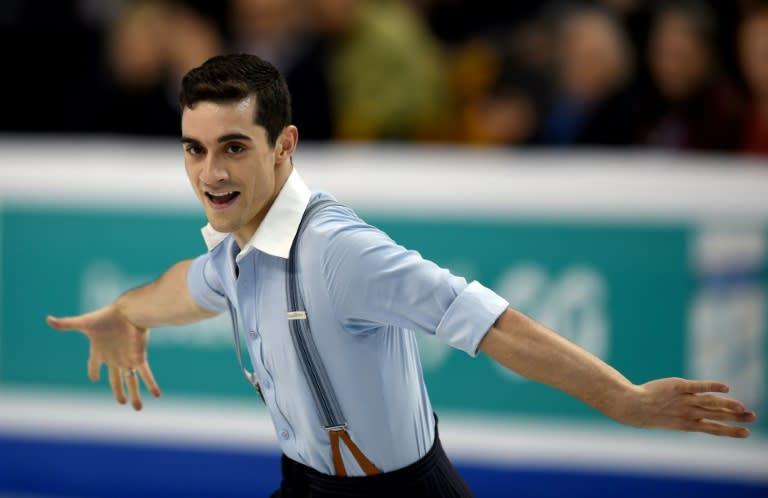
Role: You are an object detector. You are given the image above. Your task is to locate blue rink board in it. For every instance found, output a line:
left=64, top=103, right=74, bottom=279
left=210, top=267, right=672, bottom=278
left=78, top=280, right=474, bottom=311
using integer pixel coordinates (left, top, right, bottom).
left=1, top=435, right=766, bottom=498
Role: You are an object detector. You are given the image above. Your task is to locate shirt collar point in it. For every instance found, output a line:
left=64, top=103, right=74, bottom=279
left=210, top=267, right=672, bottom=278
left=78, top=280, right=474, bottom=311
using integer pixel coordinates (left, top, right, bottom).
left=201, top=168, right=311, bottom=259
left=201, top=224, right=228, bottom=251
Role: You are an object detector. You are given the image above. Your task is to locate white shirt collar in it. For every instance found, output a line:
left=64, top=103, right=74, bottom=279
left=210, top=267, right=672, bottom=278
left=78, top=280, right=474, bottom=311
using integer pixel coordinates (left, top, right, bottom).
left=200, top=168, right=312, bottom=261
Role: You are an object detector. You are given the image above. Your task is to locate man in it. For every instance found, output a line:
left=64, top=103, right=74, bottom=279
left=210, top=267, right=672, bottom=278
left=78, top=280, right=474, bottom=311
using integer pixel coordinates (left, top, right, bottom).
left=47, top=54, right=756, bottom=498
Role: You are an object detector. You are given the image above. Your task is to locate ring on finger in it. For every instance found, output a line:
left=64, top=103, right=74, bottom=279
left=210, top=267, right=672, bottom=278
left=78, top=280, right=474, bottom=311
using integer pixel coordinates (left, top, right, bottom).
left=122, top=368, right=137, bottom=378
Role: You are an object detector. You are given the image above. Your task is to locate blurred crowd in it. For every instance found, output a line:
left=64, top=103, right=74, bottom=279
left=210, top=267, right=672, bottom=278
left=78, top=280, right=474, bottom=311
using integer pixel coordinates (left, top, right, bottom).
left=2, top=0, right=767, bottom=156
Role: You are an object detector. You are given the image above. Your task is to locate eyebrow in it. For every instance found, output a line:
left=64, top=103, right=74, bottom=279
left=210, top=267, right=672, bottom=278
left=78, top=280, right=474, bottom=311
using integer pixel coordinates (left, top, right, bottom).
left=180, top=133, right=253, bottom=144
left=217, top=133, right=252, bottom=143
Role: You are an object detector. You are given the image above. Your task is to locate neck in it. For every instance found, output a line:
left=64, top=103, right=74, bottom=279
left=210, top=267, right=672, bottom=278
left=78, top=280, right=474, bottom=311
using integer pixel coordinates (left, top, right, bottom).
left=233, top=162, right=293, bottom=249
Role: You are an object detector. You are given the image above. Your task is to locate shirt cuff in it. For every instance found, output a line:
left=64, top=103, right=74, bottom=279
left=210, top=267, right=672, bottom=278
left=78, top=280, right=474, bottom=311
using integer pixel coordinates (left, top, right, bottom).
left=435, top=281, right=509, bottom=357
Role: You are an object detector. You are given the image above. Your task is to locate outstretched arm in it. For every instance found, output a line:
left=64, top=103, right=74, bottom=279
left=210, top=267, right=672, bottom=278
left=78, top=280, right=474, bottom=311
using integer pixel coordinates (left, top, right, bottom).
left=47, top=259, right=217, bottom=410
left=479, top=308, right=757, bottom=438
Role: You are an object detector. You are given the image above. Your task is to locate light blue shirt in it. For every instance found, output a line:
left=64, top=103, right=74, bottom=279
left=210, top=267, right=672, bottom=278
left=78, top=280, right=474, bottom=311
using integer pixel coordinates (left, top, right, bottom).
left=187, top=169, right=509, bottom=475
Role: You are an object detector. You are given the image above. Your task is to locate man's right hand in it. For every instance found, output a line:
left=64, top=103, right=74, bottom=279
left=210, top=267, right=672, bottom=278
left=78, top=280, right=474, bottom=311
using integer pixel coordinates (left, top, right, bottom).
left=47, top=305, right=161, bottom=411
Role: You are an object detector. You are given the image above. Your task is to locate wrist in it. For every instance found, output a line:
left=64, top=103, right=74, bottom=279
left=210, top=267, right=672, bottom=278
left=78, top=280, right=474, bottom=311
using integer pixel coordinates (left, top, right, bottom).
left=606, top=382, right=645, bottom=427
left=112, top=295, right=141, bottom=328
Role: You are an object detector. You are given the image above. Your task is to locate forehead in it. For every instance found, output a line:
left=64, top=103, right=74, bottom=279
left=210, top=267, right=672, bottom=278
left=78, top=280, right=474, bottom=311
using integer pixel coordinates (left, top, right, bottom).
left=181, top=96, right=267, bottom=141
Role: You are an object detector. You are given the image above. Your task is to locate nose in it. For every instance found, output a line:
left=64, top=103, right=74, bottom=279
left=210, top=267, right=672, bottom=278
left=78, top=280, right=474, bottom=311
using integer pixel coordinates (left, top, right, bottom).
left=200, top=155, right=228, bottom=185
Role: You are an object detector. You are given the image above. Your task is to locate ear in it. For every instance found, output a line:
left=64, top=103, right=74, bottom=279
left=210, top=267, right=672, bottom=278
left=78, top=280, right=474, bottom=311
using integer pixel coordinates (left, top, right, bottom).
left=274, top=125, right=298, bottom=165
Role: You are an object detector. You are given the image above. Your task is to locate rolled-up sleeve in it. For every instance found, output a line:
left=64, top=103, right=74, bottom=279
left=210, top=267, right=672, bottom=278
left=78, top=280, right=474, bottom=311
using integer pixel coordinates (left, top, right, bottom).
left=435, top=281, right=509, bottom=356
left=316, top=208, right=509, bottom=356
left=187, top=253, right=228, bottom=313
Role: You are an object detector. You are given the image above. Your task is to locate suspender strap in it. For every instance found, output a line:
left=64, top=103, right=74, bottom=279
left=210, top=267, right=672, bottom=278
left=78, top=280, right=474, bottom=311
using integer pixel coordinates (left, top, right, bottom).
left=287, top=198, right=381, bottom=477
left=287, top=199, right=347, bottom=428
left=329, top=427, right=381, bottom=477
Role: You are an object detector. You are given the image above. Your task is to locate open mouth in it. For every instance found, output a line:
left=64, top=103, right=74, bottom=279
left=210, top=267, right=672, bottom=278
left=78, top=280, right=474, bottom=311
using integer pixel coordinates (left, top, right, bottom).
left=205, top=191, right=240, bottom=206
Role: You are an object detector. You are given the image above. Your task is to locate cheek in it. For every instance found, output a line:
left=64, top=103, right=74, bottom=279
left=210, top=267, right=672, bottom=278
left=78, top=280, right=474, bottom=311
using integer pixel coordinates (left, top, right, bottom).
left=250, top=179, right=273, bottom=203
left=184, top=164, right=199, bottom=188
left=238, top=173, right=269, bottom=208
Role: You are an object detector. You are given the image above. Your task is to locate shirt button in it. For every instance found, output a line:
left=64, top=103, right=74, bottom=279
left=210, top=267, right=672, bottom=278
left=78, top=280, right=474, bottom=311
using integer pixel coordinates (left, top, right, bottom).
left=280, top=430, right=290, bottom=440
left=262, top=379, right=271, bottom=390
left=249, top=330, right=258, bottom=339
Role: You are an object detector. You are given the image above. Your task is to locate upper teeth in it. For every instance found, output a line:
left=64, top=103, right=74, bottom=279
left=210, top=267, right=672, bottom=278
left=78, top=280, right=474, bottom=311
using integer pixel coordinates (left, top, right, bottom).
left=209, top=192, right=233, bottom=197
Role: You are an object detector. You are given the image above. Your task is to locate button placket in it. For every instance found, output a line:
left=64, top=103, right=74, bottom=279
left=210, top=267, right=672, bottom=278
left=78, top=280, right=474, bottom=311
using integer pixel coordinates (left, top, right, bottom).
left=241, top=251, right=295, bottom=448
left=247, top=326, right=275, bottom=394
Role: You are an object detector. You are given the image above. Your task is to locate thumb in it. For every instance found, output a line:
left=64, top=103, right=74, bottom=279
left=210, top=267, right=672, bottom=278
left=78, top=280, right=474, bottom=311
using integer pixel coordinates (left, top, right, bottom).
left=46, top=315, right=87, bottom=332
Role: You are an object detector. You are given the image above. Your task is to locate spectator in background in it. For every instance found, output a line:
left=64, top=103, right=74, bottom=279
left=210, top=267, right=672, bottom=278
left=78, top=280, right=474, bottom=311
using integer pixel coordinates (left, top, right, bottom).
left=92, top=0, right=223, bottom=136
left=451, top=20, right=552, bottom=146
left=539, top=5, right=637, bottom=146
left=408, top=0, right=551, bottom=145
left=737, top=3, right=768, bottom=156
left=634, top=0, right=744, bottom=152
left=227, top=0, right=334, bottom=140
left=3, top=0, right=760, bottom=152
left=307, top=0, right=454, bottom=141
left=586, top=0, right=653, bottom=92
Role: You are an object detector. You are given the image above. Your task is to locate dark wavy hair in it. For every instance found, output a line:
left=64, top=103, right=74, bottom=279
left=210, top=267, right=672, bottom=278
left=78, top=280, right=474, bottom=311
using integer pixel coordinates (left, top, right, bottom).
left=179, top=54, right=292, bottom=145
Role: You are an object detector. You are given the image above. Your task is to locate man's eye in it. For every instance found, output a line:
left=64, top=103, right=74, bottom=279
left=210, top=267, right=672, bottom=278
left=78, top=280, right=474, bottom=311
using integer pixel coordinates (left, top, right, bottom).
left=185, top=145, right=204, bottom=155
left=227, top=144, right=245, bottom=154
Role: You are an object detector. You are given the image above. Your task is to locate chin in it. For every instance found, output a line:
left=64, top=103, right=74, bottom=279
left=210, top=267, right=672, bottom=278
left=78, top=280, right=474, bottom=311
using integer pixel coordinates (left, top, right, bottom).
left=206, top=217, right=238, bottom=234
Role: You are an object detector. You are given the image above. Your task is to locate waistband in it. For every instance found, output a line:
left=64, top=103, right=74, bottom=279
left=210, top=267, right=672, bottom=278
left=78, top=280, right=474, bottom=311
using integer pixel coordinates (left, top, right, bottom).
left=281, top=422, right=448, bottom=495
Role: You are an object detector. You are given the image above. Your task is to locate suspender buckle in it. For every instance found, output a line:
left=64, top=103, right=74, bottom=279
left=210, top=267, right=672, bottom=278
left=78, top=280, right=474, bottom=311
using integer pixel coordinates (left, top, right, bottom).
left=324, top=424, right=348, bottom=432
left=287, top=311, right=307, bottom=320
left=245, top=370, right=258, bottom=386
left=244, top=370, right=265, bottom=402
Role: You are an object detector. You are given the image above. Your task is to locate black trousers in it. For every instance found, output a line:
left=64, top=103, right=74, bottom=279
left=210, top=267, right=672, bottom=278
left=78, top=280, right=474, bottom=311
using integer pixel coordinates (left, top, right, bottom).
left=270, top=422, right=474, bottom=498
